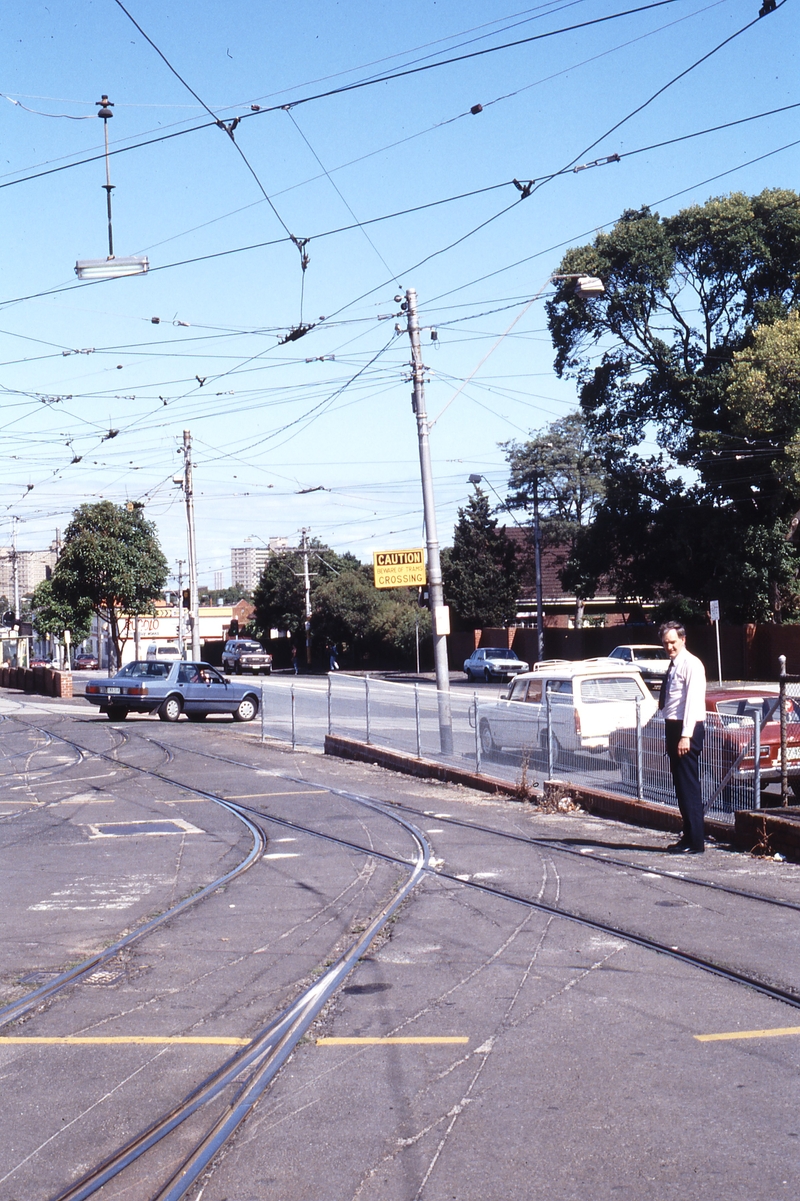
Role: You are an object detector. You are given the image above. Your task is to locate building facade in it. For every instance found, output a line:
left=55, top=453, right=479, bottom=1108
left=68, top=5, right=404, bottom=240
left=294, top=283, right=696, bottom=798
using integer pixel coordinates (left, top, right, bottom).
left=0, top=546, right=58, bottom=600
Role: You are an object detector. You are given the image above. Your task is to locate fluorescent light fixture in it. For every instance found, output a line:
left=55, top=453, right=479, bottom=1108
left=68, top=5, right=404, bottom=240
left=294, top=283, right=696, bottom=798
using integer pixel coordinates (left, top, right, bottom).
left=75, top=256, right=149, bottom=280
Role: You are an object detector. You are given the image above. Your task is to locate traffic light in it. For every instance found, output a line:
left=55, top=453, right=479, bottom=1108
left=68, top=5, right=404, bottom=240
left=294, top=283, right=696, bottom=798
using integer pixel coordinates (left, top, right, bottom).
left=417, top=587, right=429, bottom=608
left=182, top=589, right=190, bottom=607
left=2, top=611, right=15, bottom=628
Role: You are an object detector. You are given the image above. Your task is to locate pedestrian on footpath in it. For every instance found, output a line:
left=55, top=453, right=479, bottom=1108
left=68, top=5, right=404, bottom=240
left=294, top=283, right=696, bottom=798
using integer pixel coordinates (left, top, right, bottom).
left=291, top=645, right=298, bottom=675
left=329, top=643, right=339, bottom=671
left=659, top=620, right=707, bottom=854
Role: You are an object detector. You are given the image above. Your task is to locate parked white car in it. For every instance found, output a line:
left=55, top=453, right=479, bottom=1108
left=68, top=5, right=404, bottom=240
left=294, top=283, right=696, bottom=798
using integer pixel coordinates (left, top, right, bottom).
left=474, top=659, right=657, bottom=759
left=606, top=643, right=670, bottom=686
left=463, top=647, right=529, bottom=682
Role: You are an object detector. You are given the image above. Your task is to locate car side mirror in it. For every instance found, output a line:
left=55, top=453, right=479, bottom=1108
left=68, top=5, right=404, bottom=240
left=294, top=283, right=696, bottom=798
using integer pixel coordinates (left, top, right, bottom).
left=500, top=690, right=509, bottom=701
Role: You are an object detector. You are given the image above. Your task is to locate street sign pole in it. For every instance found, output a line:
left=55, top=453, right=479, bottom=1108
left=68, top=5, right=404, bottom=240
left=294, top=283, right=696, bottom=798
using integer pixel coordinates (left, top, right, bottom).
left=710, top=599, right=722, bottom=681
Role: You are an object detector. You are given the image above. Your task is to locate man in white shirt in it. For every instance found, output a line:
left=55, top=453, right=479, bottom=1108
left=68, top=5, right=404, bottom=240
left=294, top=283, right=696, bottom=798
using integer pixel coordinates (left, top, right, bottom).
left=659, top=621, right=707, bottom=853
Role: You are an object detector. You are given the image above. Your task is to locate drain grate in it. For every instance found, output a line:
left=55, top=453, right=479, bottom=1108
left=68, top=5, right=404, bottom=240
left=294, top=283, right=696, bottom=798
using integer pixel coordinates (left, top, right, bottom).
left=87, top=818, right=204, bottom=838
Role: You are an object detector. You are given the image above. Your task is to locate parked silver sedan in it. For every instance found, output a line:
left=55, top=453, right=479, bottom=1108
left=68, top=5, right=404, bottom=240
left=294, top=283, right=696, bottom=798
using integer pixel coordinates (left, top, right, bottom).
left=84, top=660, right=260, bottom=722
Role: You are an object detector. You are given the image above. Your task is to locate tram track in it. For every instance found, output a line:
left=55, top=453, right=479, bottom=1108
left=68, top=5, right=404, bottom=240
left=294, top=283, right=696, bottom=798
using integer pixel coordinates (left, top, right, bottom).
left=2, top=706, right=800, bottom=1199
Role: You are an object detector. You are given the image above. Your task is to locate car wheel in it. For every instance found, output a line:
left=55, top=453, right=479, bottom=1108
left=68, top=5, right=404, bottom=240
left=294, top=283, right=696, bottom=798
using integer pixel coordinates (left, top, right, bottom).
left=483, top=668, right=492, bottom=683
left=106, top=706, right=128, bottom=721
left=158, top=695, right=183, bottom=723
left=234, top=696, right=258, bottom=722
left=479, top=720, right=496, bottom=757
left=235, top=661, right=242, bottom=675
left=263, top=667, right=271, bottom=675
left=222, top=661, right=231, bottom=674
left=187, top=713, right=207, bottom=722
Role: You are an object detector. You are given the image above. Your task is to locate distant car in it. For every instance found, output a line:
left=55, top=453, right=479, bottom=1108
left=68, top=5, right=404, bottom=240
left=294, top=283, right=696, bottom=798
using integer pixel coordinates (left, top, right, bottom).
left=606, top=644, right=670, bottom=685
left=30, top=655, right=52, bottom=668
left=145, top=642, right=182, bottom=662
left=74, top=652, right=99, bottom=670
left=84, top=660, right=260, bottom=723
left=222, top=639, right=272, bottom=675
left=474, top=659, right=657, bottom=758
left=463, top=647, right=529, bottom=683
left=610, top=687, right=800, bottom=805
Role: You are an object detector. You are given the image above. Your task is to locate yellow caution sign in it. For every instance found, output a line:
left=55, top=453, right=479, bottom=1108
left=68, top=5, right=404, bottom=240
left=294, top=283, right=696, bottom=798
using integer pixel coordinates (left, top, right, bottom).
left=373, top=548, right=427, bottom=589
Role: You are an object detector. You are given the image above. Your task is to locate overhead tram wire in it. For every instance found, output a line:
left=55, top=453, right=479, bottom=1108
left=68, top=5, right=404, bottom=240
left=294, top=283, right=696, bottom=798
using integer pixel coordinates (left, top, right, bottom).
left=111, top=0, right=311, bottom=320
left=0, top=0, right=689, bottom=198
left=4, top=87, right=800, bottom=313
left=527, top=0, right=787, bottom=191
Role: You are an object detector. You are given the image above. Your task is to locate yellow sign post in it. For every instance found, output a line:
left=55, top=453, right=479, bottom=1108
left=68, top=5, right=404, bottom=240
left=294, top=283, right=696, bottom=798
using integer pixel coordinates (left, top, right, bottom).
left=373, top=548, right=427, bottom=589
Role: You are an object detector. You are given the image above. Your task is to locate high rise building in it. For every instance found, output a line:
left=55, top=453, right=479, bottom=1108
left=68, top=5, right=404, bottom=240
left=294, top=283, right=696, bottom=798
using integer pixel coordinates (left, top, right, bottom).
left=230, top=538, right=291, bottom=591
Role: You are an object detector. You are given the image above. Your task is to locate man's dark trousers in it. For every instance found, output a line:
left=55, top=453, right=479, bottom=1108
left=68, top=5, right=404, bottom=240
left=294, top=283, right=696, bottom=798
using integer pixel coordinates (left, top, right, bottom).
left=664, top=719, right=705, bottom=847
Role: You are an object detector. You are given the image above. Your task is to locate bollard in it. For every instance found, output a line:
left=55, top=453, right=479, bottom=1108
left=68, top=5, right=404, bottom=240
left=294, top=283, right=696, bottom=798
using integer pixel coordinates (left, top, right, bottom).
left=327, top=674, right=332, bottom=736
left=260, top=678, right=266, bottom=743
left=291, top=682, right=296, bottom=751
left=414, top=684, right=421, bottom=758
left=474, top=692, right=481, bottom=774
left=780, top=655, right=788, bottom=807
left=365, top=675, right=371, bottom=745
left=635, top=695, right=644, bottom=802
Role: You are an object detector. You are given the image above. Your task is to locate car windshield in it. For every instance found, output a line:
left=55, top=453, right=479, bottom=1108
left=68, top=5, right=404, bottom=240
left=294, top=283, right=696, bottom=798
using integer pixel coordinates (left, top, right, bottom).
left=632, top=647, right=668, bottom=661
left=716, top=697, right=794, bottom=723
left=239, top=642, right=263, bottom=652
left=484, top=648, right=518, bottom=659
left=117, top=661, right=172, bottom=679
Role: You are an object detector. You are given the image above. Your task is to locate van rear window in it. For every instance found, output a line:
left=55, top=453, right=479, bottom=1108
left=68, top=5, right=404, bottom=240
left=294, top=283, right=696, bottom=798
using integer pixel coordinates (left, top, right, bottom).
left=580, top=677, right=642, bottom=703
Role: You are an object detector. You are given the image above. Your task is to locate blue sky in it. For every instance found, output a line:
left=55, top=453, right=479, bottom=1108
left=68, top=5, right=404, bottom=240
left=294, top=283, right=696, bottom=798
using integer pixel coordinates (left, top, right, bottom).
left=1, top=0, right=798, bottom=589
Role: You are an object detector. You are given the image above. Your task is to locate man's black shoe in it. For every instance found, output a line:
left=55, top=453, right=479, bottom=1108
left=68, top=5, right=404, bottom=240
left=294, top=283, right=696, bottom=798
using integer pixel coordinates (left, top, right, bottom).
left=682, top=845, right=705, bottom=855
left=666, top=839, right=691, bottom=853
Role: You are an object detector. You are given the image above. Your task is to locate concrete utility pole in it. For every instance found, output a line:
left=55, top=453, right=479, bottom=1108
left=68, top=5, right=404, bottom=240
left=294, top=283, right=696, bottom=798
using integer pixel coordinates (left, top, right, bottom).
left=532, top=475, right=544, bottom=664
left=405, top=287, right=453, bottom=753
left=300, top=528, right=312, bottom=666
left=11, top=516, right=20, bottom=620
left=182, top=431, right=201, bottom=661
left=176, top=560, right=186, bottom=658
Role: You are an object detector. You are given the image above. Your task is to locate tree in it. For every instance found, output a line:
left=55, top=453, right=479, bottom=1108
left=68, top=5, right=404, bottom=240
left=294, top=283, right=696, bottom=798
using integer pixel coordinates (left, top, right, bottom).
left=51, top=502, right=168, bottom=665
left=442, top=487, right=519, bottom=628
left=545, top=189, right=800, bottom=620
left=30, top=579, right=93, bottom=645
left=504, top=412, right=608, bottom=624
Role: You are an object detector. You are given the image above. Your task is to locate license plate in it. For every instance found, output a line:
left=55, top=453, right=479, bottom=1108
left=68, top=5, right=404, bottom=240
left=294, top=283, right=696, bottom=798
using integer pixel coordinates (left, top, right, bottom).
left=106, top=687, right=121, bottom=695
left=787, top=747, right=800, bottom=760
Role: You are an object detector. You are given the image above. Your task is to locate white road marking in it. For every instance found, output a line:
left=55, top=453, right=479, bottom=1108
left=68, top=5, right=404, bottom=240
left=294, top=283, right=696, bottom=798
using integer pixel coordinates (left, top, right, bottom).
left=28, top=873, right=171, bottom=912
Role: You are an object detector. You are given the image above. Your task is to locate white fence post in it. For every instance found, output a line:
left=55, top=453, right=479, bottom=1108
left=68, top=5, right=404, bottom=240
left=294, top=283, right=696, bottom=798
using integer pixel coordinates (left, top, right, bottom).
left=291, top=682, right=296, bottom=750
left=365, top=675, right=371, bottom=745
left=414, top=684, right=421, bottom=758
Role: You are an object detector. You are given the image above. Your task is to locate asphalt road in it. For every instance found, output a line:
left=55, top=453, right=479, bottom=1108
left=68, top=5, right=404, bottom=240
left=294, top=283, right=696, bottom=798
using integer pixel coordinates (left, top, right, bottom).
left=1, top=688, right=799, bottom=1200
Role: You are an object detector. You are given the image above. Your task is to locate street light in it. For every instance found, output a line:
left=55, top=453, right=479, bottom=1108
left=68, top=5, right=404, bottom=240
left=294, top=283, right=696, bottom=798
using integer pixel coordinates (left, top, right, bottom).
left=74, top=95, right=149, bottom=281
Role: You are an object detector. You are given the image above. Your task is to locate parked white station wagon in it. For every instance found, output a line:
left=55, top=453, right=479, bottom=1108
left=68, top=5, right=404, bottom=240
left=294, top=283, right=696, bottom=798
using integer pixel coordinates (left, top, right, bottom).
left=474, top=659, right=658, bottom=759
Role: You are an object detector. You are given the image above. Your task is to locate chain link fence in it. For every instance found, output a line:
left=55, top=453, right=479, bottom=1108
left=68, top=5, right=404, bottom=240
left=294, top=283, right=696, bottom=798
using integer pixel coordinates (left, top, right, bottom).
left=256, top=673, right=792, bottom=822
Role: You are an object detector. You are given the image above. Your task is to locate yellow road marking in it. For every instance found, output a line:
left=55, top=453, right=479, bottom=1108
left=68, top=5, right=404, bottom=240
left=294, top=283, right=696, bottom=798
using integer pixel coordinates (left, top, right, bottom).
left=316, top=1036, right=469, bottom=1045
left=0, top=1036, right=250, bottom=1046
left=695, top=1026, right=800, bottom=1042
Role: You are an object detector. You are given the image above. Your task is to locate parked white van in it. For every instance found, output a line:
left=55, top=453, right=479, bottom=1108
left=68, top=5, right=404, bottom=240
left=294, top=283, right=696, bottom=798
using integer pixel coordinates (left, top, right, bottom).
left=474, top=658, right=657, bottom=760
left=145, top=643, right=182, bottom=663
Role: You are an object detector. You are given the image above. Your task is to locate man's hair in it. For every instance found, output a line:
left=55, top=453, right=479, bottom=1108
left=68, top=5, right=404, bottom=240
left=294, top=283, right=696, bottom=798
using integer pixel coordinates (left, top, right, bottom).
left=659, top=620, right=686, bottom=640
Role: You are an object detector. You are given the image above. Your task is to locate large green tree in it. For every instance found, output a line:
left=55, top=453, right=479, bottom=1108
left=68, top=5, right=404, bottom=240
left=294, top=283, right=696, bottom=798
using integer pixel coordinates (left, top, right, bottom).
left=51, top=501, right=168, bottom=665
left=442, top=487, right=519, bottom=628
left=30, top=579, right=93, bottom=647
left=504, top=412, right=608, bottom=624
left=545, top=189, right=800, bottom=621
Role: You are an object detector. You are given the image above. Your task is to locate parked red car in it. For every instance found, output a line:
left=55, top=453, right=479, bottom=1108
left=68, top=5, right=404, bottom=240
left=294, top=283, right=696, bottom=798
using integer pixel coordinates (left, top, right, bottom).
left=609, top=687, right=800, bottom=808
left=74, top=652, right=99, bottom=670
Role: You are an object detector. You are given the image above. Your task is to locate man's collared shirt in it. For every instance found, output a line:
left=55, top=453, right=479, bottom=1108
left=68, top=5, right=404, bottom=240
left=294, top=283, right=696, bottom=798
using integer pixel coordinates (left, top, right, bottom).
left=661, top=646, right=706, bottom=736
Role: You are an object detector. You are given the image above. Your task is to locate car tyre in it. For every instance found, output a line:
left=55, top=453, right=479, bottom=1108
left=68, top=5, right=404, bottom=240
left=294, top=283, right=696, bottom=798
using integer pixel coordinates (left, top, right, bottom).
left=479, top=720, right=496, bottom=757
left=483, top=667, right=492, bottom=683
left=222, top=661, right=231, bottom=674
left=159, top=695, right=183, bottom=723
left=262, top=666, right=271, bottom=675
left=106, top=706, right=128, bottom=721
left=235, top=661, right=242, bottom=675
left=234, top=696, right=258, bottom=722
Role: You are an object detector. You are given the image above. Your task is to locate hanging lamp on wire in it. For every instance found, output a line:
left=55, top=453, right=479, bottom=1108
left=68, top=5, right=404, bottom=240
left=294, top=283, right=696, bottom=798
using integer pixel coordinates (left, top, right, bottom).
left=75, top=95, right=149, bottom=280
